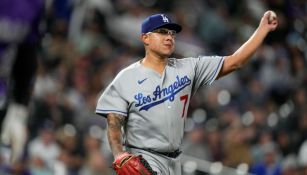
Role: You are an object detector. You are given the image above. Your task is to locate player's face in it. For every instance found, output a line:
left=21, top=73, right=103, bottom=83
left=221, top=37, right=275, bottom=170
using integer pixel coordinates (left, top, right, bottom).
left=143, top=28, right=176, bottom=57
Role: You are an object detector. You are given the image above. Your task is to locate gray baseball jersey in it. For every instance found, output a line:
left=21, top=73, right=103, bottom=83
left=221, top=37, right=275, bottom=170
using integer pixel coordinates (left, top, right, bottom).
left=96, top=56, right=224, bottom=152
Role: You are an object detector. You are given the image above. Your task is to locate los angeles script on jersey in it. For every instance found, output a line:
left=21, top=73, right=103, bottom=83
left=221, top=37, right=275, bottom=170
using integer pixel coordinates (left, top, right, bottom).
left=134, top=75, right=191, bottom=111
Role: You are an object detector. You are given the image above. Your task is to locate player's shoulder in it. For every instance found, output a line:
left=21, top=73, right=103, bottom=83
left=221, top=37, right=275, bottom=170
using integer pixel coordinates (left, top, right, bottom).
left=175, top=55, right=223, bottom=62
left=170, top=57, right=192, bottom=63
left=178, top=55, right=221, bottom=60
left=170, top=55, right=223, bottom=68
left=170, top=57, right=198, bottom=66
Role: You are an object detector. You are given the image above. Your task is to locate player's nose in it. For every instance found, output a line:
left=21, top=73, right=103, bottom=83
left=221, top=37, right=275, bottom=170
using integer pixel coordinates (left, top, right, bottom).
left=165, top=35, right=175, bottom=43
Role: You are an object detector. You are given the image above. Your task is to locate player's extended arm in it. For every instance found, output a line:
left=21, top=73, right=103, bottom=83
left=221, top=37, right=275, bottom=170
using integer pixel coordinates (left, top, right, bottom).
left=217, top=10, right=278, bottom=78
left=107, top=113, right=126, bottom=158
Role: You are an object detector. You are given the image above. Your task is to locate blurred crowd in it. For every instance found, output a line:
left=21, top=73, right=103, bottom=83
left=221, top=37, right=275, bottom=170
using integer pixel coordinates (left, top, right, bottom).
left=0, top=0, right=307, bottom=175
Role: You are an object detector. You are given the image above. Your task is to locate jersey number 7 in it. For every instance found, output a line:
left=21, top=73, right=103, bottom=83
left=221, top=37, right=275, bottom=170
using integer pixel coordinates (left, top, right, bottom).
left=180, top=94, right=189, bottom=118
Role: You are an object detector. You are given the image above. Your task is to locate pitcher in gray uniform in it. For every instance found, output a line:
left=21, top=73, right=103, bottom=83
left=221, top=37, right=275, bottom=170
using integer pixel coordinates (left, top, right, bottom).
left=96, top=11, right=278, bottom=175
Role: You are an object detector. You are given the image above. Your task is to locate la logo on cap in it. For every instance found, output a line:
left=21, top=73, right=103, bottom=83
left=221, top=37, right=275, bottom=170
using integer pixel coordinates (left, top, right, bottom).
left=141, top=13, right=182, bottom=33
left=161, top=14, right=169, bottom=23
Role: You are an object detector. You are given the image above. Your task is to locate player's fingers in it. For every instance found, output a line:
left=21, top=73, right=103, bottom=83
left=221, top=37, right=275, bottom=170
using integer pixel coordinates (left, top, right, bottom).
left=272, top=21, right=278, bottom=25
left=269, top=22, right=278, bottom=31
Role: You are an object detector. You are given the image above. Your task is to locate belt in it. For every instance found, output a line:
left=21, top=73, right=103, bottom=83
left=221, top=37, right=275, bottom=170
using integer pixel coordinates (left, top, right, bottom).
left=126, top=144, right=182, bottom=158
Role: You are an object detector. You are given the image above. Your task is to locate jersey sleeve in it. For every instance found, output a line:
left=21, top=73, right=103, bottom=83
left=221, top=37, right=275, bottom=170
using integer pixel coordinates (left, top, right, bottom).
left=192, top=55, right=224, bottom=92
left=95, top=75, right=128, bottom=118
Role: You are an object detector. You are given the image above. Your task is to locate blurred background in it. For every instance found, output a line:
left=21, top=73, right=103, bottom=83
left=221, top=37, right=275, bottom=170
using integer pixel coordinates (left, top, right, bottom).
left=0, top=0, right=306, bottom=175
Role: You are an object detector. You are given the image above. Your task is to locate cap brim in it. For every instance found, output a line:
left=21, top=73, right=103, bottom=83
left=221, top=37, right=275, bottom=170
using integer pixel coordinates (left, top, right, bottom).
left=153, top=23, right=182, bottom=33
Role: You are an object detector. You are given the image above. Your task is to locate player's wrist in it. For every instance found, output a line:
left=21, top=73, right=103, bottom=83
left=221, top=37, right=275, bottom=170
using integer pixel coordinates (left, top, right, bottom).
left=255, top=26, right=270, bottom=40
left=114, top=151, right=129, bottom=160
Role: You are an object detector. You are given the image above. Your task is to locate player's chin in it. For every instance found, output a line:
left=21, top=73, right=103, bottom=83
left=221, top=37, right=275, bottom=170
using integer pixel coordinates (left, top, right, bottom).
left=161, top=52, right=173, bottom=58
left=162, top=48, right=174, bottom=57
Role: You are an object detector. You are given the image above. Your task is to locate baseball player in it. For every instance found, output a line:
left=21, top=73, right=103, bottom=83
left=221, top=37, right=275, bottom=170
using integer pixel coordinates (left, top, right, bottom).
left=0, top=0, right=46, bottom=163
left=96, top=11, right=278, bottom=175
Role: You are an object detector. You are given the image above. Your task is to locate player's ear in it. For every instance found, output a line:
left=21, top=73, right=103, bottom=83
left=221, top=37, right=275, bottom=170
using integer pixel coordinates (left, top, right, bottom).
left=141, top=34, right=149, bottom=46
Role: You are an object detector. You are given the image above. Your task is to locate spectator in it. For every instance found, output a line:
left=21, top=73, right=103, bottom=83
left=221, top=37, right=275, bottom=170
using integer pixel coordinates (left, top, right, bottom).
left=250, top=142, right=282, bottom=175
left=28, top=120, right=60, bottom=172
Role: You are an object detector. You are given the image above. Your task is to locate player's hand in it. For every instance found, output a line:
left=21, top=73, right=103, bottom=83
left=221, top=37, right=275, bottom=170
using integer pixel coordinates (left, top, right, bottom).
left=259, top=10, right=278, bottom=32
left=1, top=103, right=28, bottom=163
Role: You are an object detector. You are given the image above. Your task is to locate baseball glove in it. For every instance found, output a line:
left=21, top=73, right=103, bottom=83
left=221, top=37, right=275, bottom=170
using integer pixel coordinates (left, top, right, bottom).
left=113, top=152, right=157, bottom=175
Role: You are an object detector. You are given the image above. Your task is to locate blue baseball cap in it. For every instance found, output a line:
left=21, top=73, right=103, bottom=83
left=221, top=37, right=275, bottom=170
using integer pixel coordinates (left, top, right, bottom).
left=141, top=14, right=182, bottom=34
